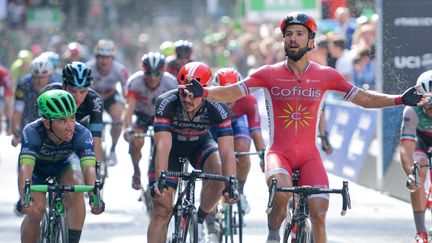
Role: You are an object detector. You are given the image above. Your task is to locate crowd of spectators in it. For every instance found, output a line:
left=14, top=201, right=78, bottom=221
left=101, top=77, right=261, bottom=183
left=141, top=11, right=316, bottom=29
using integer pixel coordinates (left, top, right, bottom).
left=1, top=4, right=377, bottom=90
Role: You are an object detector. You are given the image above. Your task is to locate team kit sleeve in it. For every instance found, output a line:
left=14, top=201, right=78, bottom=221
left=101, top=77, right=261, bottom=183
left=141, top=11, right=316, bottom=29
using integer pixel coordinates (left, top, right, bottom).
left=74, top=126, right=96, bottom=167
left=208, top=101, right=233, bottom=137
left=153, top=93, right=175, bottom=133
left=18, top=124, right=40, bottom=167
left=88, top=92, right=104, bottom=137
left=400, top=106, right=418, bottom=142
left=326, top=68, right=360, bottom=102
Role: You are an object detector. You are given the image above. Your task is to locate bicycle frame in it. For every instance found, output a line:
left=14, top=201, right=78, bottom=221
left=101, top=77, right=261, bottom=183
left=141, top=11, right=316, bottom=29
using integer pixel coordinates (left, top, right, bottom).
left=159, top=169, right=235, bottom=243
left=266, top=178, right=351, bottom=243
left=24, top=178, right=101, bottom=243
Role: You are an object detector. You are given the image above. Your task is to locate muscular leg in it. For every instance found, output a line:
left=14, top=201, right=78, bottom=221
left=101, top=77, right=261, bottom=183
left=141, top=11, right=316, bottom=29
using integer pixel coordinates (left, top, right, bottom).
left=130, top=130, right=145, bottom=189
left=108, top=102, right=123, bottom=152
left=266, top=173, right=292, bottom=241
left=147, top=187, right=175, bottom=243
left=21, top=192, right=46, bottom=243
left=61, top=169, right=86, bottom=230
left=309, top=197, right=329, bottom=243
left=411, top=158, right=428, bottom=233
left=200, top=153, right=225, bottom=213
left=235, top=138, right=251, bottom=193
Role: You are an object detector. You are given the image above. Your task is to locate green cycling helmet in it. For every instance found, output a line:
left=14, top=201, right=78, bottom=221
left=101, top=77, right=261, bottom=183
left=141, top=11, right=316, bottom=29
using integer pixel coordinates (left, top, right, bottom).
left=37, top=90, right=77, bottom=119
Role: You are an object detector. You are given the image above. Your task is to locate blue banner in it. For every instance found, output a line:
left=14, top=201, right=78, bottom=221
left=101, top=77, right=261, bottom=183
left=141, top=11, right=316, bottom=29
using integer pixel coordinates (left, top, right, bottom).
left=319, top=102, right=377, bottom=181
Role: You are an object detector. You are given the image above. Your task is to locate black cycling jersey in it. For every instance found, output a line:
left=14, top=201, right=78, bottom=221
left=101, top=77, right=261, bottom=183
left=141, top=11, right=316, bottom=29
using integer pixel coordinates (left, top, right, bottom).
left=41, top=83, right=104, bottom=137
left=154, top=89, right=233, bottom=146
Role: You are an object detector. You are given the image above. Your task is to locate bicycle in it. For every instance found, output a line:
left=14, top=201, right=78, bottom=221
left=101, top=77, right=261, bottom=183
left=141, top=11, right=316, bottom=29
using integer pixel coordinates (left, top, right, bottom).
left=98, top=120, right=123, bottom=187
left=157, top=168, right=238, bottom=243
left=266, top=176, right=351, bottom=243
left=411, top=147, right=432, bottom=239
left=126, top=126, right=156, bottom=213
left=23, top=178, right=103, bottom=242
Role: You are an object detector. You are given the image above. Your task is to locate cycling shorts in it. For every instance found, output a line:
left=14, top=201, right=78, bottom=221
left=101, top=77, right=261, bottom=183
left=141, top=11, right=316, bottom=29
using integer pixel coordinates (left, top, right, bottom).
left=103, top=90, right=124, bottom=111
left=266, top=148, right=329, bottom=199
left=148, top=136, right=219, bottom=189
left=31, top=153, right=80, bottom=184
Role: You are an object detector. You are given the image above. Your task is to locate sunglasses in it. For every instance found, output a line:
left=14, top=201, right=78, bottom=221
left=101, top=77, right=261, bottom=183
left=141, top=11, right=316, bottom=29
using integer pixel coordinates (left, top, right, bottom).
left=145, top=71, right=162, bottom=77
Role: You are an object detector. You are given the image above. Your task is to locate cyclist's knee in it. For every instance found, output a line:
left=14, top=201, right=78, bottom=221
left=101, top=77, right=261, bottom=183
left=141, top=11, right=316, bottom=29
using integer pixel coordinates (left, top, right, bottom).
left=310, top=209, right=327, bottom=227
left=152, top=202, right=173, bottom=220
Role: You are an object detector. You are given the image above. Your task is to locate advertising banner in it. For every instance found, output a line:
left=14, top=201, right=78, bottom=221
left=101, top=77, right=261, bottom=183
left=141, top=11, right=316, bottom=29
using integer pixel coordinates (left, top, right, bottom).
left=320, top=102, right=377, bottom=181
left=380, top=0, right=432, bottom=171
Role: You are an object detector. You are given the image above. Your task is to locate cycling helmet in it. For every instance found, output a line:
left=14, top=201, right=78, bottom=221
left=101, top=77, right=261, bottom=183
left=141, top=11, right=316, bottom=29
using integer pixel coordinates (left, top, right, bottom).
left=18, top=50, right=33, bottom=63
left=63, top=61, right=93, bottom=88
left=280, top=12, right=317, bottom=39
left=159, top=41, right=175, bottom=56
left=31, top=57, right=54, bottom=77
left=94, top=39, right=116, bottom=56
left=177, top=62, right=212, bottom=86
left=141, top=52, right=166, bottom=72
left=40, top=51, right=60, bottom=69
left=174, top=40, right=193, bottom=59
left=67, top=42, right=82, bottom=59
left=416, top=70, right=432, bottom=94
left=37, top=89, right=77, bottom=119
left=213, top=68, right=243, bottom=86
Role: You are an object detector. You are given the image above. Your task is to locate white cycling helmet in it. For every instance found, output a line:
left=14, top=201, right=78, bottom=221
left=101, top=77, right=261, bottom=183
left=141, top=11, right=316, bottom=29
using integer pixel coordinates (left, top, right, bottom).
left=31, top=57, right=54, bottom=77
left=416, top=70, right=432, bottom=94
left=94, top=39, right=116, bottom=56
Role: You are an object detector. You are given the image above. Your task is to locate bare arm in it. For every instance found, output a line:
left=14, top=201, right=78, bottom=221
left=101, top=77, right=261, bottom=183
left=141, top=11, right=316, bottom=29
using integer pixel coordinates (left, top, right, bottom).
left=93, top=137, right=102, bottom=163
left=250, top=130, right=266, bottom=152
left=154, top=131, right=172, bottom=180
left=122, top=97, right=137, bottom=129
left=351, top=89, right=400, bottom=108
left=400, top=140, right=416, bottom=176
left=217, top=135, right=236, bottom=177
left=207, top=84, right=245, bottom=103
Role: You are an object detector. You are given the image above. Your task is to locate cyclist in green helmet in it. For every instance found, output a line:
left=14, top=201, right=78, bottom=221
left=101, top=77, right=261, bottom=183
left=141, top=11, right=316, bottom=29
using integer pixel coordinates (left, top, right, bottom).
left=17, top=90, right=104, bottom=243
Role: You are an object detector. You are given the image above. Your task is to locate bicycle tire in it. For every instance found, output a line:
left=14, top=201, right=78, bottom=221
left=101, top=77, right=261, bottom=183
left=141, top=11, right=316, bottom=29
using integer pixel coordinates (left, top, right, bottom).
left=234, top=200, right=243, bottom=243
left=38, top=211, right=49, bottom=243
left=52, top=215, right=68, bottom=243
left=183, top=209, right=198, bottom=243
left=294, top=218, right=312, bottom=243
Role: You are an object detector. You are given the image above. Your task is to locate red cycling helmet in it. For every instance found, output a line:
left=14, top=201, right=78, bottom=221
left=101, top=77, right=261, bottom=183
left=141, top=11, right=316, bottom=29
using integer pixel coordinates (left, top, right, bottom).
left=213, top=68, right=242, bottom=86
left=177, top=62, right=212, bottom=86
left=280, top=12, right=317, bottom=39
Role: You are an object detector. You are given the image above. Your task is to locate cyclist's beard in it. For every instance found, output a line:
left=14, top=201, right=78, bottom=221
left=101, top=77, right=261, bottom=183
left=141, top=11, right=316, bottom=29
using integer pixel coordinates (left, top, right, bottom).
left=285, top=46, right=309, bottom=62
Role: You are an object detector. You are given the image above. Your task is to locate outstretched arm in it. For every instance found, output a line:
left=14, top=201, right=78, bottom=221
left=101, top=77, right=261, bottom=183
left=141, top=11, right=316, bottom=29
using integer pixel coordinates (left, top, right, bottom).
left=185, top=79, right=246, bottom=103
left=351, top=86, right=422, bottom=108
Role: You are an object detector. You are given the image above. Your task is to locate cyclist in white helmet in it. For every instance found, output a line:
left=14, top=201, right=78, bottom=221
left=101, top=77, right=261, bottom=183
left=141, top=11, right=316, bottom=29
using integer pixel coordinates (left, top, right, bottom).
left=11, top=56, right=59, bottom=147
left=401, top=70, right=432, bottom=243
left=123, top=52, right=177, bottom=195
left=86, top=39, right=129, bottom=166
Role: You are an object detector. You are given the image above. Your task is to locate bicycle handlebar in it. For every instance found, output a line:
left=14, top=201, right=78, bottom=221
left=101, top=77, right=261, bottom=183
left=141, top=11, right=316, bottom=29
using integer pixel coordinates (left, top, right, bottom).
left=158, top=170, right=238, bottom=198
left=266, top=178, right=351, bottom=216
left=235, top=150, right=264, bottom=158
left=23, top=179, right=103, bottom=207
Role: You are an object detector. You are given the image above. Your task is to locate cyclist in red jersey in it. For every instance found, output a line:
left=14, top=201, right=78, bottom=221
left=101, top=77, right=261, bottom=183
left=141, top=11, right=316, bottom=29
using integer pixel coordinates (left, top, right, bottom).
left=213, top=68, right=266, bottom=214
left=0, top=65, right=14, bottom=134
left=185, top=12, right=424, bottom=243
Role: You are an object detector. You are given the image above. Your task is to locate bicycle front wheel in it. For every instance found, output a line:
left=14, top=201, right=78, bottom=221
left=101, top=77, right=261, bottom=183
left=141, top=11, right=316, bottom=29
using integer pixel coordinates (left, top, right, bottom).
left=183, top=209, right=198, bottom=243
left=38, top=211, right=49, bottom=243
left=51, top=215, right=68, bottom=243
left=294, top=218, right=312, bottom=243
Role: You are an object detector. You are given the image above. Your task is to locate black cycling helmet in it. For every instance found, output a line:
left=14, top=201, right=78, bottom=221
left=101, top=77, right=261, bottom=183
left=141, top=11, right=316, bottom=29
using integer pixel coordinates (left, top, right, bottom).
left=174, top=40, right=193, bottom=59
left=62, top=61, right=93, bottom=88
left=141, top=52, right=166, bottom=72
left=280, top=12, right=317, bottom=39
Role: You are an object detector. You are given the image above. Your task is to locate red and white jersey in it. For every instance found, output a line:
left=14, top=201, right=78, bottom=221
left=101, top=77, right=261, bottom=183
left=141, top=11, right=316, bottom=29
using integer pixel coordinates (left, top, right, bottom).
left=86, top=59, right=129, bottom=95
left=238, top=61, right=359, bottom=154
left=0, top=66, right=13, bottom=97
left=230, top=94, right=262, bottom=133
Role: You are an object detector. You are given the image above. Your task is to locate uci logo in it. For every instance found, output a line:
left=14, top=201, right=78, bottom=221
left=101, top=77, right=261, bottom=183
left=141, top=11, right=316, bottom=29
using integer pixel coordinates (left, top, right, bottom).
left=394, top=53, right=432, bottom=69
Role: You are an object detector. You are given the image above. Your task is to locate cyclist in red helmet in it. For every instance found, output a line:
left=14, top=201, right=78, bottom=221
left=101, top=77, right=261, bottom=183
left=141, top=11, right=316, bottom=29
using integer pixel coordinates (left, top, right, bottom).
left=148, top=62, right=238, bottom=242
left=185, top=12, right=424, bottom=243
